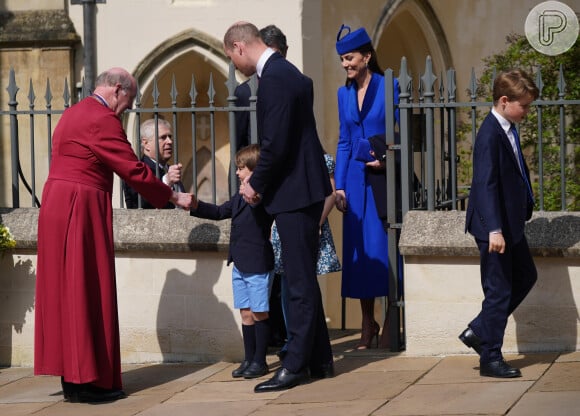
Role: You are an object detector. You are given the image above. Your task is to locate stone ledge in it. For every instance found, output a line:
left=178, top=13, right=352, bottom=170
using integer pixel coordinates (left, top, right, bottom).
left=399, top=210, right=580, bottom=257
left=0, top=10, right=80, bottom=46
left=0, top=208, right=230, bottom=252
left=3, top=208, right=580, bottom=257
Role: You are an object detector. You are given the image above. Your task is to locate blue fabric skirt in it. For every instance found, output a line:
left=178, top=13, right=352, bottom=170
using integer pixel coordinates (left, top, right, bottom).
left=341, top=160, right=389, bottom=298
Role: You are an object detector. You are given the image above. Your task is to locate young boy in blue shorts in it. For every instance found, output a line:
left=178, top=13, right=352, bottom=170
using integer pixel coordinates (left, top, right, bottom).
left=190, top=144, right=274, bottom=379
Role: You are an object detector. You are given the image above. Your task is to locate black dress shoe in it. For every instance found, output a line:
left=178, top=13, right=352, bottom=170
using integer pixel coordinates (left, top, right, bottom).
left=310, top=362, right=335, bottom=379
left=242, top=361, right=269, bottom=379
left=480, top=360, right=522, bottom=378
left=66, top=385, right=126, bottom=403
left=254, top=367, right=308, bottom=393
left=459, top=327, right=482, bottom=355
left=232, top=360, right=251, bottom=378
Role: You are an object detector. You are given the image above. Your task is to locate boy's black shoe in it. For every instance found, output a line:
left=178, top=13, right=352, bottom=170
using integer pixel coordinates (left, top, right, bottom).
left=243, top=361, right=269, bottom=379
left=232, top=360, right=251, bottom=378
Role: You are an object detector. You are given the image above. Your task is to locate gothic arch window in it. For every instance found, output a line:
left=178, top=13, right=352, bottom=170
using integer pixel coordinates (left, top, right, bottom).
left=374, top=0, right=452, bottom=84
left=123, top=29, right=233, bottom=205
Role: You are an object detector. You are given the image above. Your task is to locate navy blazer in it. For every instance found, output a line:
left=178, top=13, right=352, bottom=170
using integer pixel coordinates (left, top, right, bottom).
left=191, top=194, right=274, bottom=274
left=234, top=80, right=251, bottom=151
left=249, top=52, right=331, bottom=215
left=466, top=112, right=534, bottom=244
left=123, top=155, right=184, bottom=209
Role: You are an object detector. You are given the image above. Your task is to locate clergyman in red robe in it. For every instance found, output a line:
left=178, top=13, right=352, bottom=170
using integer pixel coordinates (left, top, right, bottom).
left=34, top=67, right=191, bottom=403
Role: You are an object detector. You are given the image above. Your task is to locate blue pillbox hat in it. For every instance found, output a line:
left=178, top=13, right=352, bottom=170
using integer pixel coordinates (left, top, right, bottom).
left=336, top=24, right=372, bottom=55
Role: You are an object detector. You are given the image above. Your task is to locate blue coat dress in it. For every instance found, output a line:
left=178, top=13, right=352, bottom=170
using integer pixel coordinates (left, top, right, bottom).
left=335, top=72, right=399, bottom=299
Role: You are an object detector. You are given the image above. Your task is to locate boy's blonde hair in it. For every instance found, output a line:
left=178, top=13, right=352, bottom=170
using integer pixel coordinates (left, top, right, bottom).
left=493, top=69, right=539, bottom=104
left=235, top=144, right=260, bottom=171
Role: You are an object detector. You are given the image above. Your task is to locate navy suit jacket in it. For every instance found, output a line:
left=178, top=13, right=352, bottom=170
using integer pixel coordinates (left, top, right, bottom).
left=191, top=193, right=274, bottom=274
left=249, top=52, right=331, bottom=215
left=466, top=112, right=534, bottom=245
left=234, top=81, right=251, bottom=151
left=123, top=155, right=184, bottom=209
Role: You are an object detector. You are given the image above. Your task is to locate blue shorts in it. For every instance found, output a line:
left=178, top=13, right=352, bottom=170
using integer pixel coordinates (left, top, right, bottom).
left=232, top=265, right=274, bottom=312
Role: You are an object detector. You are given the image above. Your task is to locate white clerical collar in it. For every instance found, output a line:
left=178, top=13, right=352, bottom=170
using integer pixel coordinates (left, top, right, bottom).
left=256, top=48, right=275, bottom=78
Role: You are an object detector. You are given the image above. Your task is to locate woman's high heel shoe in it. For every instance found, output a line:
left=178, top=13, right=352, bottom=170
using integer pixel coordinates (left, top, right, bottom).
left=379, top=314, right=391, bottom=349
left=356, top=321, right=380, bottom=350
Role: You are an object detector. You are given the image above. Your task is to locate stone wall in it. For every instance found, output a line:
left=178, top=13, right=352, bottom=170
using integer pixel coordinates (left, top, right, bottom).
left=400, top=210, right=580, bottom=356
left=0, top=208, right=238, bottom=366
left=1, top=208, right=579, bottom=366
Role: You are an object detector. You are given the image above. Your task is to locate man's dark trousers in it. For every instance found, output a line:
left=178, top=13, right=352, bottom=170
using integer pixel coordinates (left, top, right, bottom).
left=274, top=201, right=332, bottom=373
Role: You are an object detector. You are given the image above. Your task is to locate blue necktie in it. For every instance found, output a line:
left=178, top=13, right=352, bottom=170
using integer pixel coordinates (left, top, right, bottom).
left=510, top=124, right=534, bottom=204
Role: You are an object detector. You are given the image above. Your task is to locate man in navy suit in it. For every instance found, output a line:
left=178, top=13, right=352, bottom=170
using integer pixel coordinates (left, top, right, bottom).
left=461, top=69, right=539, bottom=378
left=234, top=25, right=288, bottom=152
left=224, top=21, right=333, bottom=392
left=124, top=118, right=184, bottom=209
left=233, top=25, right=289, bottom=349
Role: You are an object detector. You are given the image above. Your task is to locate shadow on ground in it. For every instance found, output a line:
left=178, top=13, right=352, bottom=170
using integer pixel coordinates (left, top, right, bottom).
left=122, top=363, right=212, bottom=395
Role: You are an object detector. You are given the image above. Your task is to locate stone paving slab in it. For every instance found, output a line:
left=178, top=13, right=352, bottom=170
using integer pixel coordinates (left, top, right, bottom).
left=270, top=369, right=425, bottom=404
left=503, top=353, right=561, bottom=379
left=374, top=380, right=534, bottom=416
left=556, top=351, right=580, bottom=362
left=349, top=355, right=441, bottom=372
left=529, top=361, right=580, bottom=392
left=1, top=349, right=579, bottom=416
left=168, top=377, right=277, bottom=403
left=0, top=403, right=52, bottom=416
left=0, top=368, right=32, bottom=387
left=0, top=375, right=62, bottom=404
left=250, top=399, right=386, bottom=416
left=507, top=391, right=580, bottom=416
left=137, top=399, right=269, bottom=416
left=32, top=392, right=168, bottom=416
left=418, top=353, right=558, bottom=385
left=121, top=362, right=214, bottom=395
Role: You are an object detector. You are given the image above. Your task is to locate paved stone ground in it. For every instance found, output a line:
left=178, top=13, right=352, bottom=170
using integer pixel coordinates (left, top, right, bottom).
left=1, top=330, right=579, bottom=416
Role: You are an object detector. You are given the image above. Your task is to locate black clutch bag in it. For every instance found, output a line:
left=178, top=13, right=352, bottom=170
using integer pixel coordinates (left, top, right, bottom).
left=368, top=134, right=387, bottom=161
left=366, top=134, right=387, bottom=219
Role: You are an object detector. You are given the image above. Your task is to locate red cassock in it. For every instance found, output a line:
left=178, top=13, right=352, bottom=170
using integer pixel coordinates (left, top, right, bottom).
left=34, top=97, right=173, bottom=390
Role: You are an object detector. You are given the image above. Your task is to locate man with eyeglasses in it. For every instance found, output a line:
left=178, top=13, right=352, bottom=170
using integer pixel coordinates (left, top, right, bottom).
left=34, top=67, right=192, bottom=403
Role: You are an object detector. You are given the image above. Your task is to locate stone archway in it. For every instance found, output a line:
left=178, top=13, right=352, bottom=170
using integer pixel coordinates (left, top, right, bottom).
left=125, top=29, right=232, bottom=204
left=374, top=0, right=452, bottom=82
left=372, top=0, right=456, bottom=194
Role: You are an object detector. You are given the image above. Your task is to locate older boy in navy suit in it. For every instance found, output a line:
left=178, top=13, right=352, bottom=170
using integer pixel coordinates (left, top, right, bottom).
left=461, top=69, right=539, bottom=378
left=190, top=144, right=274, bottom=379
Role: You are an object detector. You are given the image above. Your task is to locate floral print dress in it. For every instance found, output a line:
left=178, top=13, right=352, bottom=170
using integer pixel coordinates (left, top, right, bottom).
left=271, top=153, right=341, bottom=275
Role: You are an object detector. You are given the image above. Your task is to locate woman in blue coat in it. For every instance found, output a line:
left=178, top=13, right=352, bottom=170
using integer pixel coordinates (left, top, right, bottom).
left=334, top=25, right=399, bottom=349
